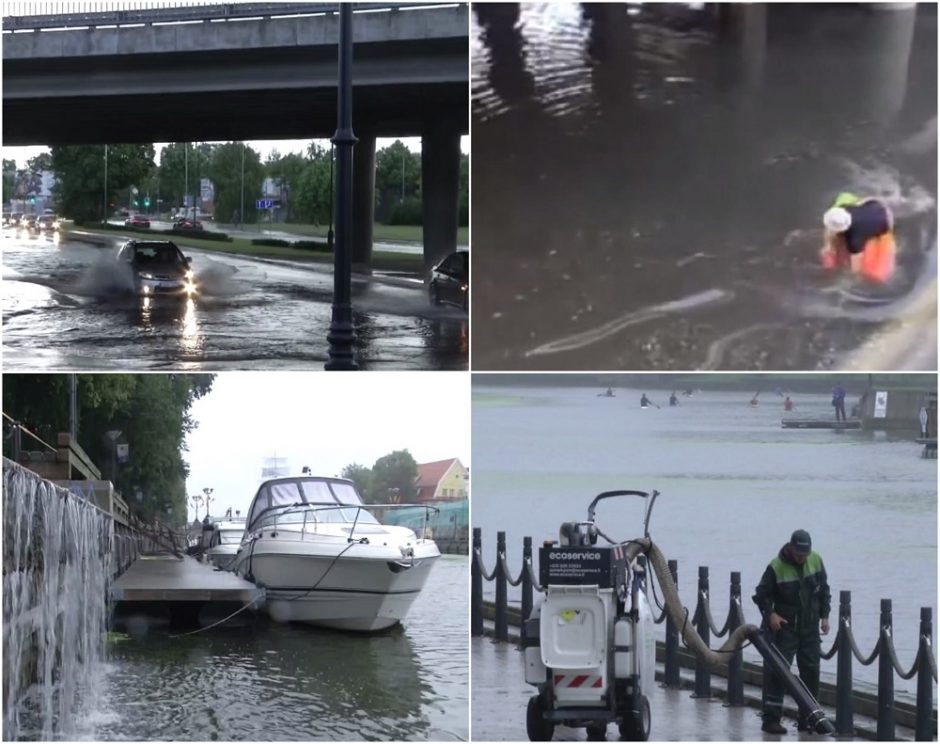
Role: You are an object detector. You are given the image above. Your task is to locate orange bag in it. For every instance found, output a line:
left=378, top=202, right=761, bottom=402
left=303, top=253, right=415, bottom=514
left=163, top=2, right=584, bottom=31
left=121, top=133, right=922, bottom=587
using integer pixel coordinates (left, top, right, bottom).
left=860, top=232, right=896, bottom=283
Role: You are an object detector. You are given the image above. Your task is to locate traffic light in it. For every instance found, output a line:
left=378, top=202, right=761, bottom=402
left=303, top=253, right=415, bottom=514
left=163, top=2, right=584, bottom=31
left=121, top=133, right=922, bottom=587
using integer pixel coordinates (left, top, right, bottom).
left=133, top=199, right=139, bottom=207
left=144, top=197, right=150, bottom=208
left=29, top=195, right=35, bottom=204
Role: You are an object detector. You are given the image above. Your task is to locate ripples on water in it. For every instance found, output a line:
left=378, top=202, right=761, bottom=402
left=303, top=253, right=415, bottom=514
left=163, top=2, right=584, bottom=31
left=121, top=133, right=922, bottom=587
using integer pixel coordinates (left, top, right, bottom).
left=78, top=557, right=467, bottom=741
left=471, top=4, right=937, bottom=370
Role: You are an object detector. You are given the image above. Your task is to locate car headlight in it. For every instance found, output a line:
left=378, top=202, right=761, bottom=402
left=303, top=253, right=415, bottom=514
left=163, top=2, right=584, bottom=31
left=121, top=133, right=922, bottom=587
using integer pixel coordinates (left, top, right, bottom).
left=139, top=272, right=155, bottom=280
left=184, top=281, right=198, bottom=295
left=52, top=221, right=60, bottom=230
left=185, top=269, right=194, bottom=281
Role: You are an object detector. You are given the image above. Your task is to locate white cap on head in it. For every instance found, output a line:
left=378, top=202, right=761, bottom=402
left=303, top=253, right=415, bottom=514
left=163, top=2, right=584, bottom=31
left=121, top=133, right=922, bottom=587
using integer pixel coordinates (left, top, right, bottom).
left=823, top=207, right=852, bottom=233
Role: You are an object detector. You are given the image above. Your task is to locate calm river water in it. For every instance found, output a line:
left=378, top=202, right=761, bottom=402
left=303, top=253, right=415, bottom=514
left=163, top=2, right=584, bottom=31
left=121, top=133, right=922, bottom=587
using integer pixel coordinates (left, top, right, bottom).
left=471, top=384, right=937, bottom=695
left=74, top=556, right=467, bottom=741
left=471, top=4, right=937, bottom=370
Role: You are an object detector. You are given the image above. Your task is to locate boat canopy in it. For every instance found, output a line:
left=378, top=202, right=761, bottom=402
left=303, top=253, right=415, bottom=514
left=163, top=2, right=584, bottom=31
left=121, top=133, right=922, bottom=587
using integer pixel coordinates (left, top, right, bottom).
left=245, top=476, right=375, bottom=531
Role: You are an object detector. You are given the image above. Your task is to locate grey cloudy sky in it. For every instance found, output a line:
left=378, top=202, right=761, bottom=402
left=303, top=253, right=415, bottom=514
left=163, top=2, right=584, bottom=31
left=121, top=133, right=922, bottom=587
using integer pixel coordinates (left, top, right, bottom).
left=183, top=372, right=470, bottom=521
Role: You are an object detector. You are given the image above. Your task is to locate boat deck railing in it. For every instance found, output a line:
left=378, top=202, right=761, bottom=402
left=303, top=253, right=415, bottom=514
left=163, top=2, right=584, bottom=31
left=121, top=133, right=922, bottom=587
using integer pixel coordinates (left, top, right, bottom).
left=471, top=529, right=937, bottom=742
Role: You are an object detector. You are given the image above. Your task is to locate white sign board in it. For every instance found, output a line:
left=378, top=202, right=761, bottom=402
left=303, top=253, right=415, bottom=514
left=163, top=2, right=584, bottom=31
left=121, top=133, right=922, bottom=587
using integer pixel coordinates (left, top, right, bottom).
left=200, top=178, right=214, bottom=202
left=116, top=443, right=130, bottom=463
left=873, top=391, right=888, bottom=419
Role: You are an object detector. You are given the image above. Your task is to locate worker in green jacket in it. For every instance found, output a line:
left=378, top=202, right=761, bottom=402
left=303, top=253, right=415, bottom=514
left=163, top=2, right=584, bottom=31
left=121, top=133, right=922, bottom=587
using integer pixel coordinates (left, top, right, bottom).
left=753, top=529, right=831, bottom=735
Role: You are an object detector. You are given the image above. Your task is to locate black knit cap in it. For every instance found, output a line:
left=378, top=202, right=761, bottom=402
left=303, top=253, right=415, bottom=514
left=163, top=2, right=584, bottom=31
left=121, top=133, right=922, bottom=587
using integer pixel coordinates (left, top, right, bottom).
left=790, top=529, right=812, bottom=556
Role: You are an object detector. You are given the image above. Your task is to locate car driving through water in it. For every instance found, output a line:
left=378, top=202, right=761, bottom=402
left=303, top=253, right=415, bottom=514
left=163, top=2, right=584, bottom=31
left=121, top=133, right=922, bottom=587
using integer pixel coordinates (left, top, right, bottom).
left=116, top=239, right=197, bottom=296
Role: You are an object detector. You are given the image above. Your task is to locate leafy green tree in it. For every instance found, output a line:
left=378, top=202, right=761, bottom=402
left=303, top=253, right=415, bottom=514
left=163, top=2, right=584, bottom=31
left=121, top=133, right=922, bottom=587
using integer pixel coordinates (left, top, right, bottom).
left=208, top=142, right=264, bottom=224
left=2, top=159, right=15, bottom=203
left=375, top=140, right=421, bottom=222
left=266, top=151, right=309, bottom=222
left=2, top=374, right=214, bottom=524
left=26, top=152, right=52, bottom=175
left=293, top=146, right=333, bottom=226
left=369, top=449, right=418, bottom=504
left=50, top=144, right=155, bottom=222
left=340, top=463, right=374, bottom=499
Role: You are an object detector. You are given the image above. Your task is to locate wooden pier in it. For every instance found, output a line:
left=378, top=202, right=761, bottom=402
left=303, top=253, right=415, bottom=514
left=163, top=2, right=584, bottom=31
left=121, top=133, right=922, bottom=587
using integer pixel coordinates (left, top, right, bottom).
left=111, top=552, right=260, bottom=603
left=781, top=419, right=861, bottom=430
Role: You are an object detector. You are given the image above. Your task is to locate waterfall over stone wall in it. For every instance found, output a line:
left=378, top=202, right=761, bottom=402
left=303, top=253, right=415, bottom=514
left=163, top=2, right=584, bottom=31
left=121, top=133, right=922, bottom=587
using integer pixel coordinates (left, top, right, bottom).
left=3, top=458, right=111, bottom=740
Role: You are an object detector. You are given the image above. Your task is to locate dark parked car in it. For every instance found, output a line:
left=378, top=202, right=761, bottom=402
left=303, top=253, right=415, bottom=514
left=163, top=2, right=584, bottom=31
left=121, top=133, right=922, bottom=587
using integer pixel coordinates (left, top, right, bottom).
left=428, top=250, right=468, bottom=310
left=125, top=214, right=151, bottom=229
left=173, top=217, right=203, bottom=231
left=116, top=240, right=196, bottom=296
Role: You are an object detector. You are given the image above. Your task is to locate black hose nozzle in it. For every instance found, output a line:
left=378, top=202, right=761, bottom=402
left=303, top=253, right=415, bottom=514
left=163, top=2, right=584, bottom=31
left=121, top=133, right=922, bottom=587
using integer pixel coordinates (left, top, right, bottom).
left=749, top=629, right=835, bottom=735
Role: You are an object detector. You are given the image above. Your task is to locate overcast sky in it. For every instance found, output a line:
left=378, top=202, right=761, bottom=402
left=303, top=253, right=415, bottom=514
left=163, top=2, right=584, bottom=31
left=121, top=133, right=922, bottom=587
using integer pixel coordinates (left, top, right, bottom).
left=183, top=372, right=470, bottom=522
left=3, top=136, right=469, bottom=171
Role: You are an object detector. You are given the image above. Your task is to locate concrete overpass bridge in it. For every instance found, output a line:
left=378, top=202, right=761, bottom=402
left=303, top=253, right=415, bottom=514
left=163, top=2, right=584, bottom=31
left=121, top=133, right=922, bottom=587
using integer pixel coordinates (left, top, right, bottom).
left=2, top=2, right=469, bottom=269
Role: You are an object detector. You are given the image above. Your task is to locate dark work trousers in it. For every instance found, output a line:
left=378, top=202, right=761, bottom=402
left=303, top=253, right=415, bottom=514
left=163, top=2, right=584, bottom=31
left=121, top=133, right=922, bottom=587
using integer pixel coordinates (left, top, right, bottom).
left=762, top=627, right=822, bottom=722
left=834, top=401, right=846, bottom=421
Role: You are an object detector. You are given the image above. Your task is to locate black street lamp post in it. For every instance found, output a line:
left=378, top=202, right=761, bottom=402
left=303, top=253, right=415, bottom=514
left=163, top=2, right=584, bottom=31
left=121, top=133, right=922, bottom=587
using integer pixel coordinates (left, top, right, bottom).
left=326, top=4, right=358, bottom=370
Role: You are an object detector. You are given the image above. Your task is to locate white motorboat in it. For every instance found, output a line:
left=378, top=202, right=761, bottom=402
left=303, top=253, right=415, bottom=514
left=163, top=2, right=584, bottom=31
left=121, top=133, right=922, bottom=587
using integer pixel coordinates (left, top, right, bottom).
left=205, top=519, right=246, bottom=570
left=231, top=475, right=440, bottom=632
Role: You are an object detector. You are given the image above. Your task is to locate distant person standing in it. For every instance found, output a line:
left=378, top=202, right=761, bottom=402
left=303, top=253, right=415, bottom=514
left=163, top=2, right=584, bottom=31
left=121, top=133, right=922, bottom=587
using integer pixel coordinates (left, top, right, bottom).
left=669, top=391, right=678, bottom=407
left=640, top=394, right=651, bottom=408
left=753, top=530, right=831, bottom=735
left=784, top=396, right=794, bottom=412
left=232, top=208, right=241, bottom=228
left=831, top=383, right=847, bottom=422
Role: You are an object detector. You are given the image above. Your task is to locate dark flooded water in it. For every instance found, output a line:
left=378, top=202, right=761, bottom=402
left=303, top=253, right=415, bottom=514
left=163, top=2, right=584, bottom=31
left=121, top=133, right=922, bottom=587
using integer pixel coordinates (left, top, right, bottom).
left=68, top=557, right=468, bottom=741
left=471, top=3, right=937, bottom=370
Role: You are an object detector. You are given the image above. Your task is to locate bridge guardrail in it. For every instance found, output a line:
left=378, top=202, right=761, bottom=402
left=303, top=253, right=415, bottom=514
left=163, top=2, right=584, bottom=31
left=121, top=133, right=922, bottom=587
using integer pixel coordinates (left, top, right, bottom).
left=3, top=2, right=467, bottom=32
left=472, top=528, right=938, bottom=742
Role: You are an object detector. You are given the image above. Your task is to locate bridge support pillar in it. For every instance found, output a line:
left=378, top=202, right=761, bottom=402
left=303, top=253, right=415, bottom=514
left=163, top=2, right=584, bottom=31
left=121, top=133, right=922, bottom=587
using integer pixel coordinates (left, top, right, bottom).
left=421, top=123, right=461, bottom=273
left=352, top=132, right=376, bottom=273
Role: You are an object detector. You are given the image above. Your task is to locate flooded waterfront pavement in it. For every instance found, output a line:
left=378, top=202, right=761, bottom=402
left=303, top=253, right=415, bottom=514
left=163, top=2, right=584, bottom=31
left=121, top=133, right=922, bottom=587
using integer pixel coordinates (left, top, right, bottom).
left=1, top=228, right=468, bottom=370
left=471, top=4, right=937, bottom=370
left=69, top=556, right=468, bottom=741
left=471, top=384, right=937, bottom=692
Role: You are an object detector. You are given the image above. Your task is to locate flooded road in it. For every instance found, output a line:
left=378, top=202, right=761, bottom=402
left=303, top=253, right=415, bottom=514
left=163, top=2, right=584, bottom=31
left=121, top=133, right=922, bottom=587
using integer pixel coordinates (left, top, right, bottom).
left=1, top=228, right=468, bottom=370
left=471, top=3, right=937, bottom=370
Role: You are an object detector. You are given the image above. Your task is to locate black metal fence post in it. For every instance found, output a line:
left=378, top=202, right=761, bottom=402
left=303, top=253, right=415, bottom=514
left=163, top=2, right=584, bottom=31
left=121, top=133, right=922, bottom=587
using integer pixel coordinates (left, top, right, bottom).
left=835, top=591, right=854, bottom=735
left=664, top=559, right=680, bottom=687
left=915, top=607, right=933, bottom=742
left=12, top=423, right=22, bottom=461
left=495, top=530, right=508, bottom=642
left=877, top=599, right=895, bottom=741
left=471, top=527, right=483, bottom=636
left=726, top=571, right=744, bottom=706
left=521, top=536, right=534, bottom=647
left=693, top=566, right=711, bottom=697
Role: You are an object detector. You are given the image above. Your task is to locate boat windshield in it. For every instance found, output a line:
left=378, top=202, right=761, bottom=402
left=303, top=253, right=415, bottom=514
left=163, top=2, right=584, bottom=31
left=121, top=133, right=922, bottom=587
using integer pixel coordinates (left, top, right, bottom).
left=247, top=477, right=379, bottom=530
left=218, top=531, right=243, bottom=545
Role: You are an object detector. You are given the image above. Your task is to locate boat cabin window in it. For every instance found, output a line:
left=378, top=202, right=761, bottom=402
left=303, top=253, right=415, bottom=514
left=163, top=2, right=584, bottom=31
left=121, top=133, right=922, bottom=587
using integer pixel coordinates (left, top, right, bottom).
left=219, top=531, right=243, bottom=544
left=331, top=482, right=365, bottom=506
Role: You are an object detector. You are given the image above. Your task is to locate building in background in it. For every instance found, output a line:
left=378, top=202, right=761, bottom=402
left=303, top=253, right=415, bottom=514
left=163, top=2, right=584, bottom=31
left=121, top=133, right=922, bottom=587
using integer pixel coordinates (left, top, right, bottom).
left=415, top=458, right=468, bottom=502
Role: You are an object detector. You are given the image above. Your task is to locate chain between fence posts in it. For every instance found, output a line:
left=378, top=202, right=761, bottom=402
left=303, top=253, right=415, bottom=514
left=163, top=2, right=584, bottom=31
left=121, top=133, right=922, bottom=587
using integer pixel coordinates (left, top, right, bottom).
left=726, top=571, right=744, bottom=706
left=693, top=566, right=711, bottom=697
left=836, top=591, right=854, bottom=734
left=877, top=599, right=895, bottom=741
left=664, top=559, right=680, bottom=687
left=521, top=536, right=534, bottom=647
left=915, top=607, right=933, bottom=742
left=471, top=527, right=483, bottom=637
left=495, top=531, right=508, bottom=642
